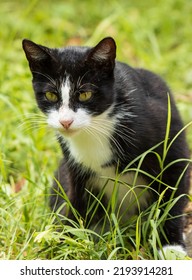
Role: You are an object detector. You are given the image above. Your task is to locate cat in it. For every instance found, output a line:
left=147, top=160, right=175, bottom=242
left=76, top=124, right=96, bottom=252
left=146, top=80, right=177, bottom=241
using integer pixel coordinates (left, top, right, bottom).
left=22, top=37, right=190, bottom=257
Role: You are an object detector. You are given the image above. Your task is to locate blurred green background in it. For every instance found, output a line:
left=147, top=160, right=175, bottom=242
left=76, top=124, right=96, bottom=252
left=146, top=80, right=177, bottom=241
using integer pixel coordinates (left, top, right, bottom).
left=0, top=0, right=191, bottom=259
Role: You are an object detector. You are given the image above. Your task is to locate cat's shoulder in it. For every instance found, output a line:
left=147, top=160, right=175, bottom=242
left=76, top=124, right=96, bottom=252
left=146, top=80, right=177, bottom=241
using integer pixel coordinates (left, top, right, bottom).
left=115, top=60, right=170, bottom=101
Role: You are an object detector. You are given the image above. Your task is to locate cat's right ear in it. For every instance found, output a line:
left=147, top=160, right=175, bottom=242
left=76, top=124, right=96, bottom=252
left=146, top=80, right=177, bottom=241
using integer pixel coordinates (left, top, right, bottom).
left=22, top=39, right=53, bottom=72
left=86, top=37, right=116, bottom=70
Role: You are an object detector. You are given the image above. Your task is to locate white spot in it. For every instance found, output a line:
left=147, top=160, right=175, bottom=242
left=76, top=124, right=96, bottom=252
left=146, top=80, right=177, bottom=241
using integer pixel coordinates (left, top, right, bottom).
left=158, top=245, right=187, bottom=259
left=47, top=109, right=61, bottom=130
left=61, top=76, right=71, bottom=106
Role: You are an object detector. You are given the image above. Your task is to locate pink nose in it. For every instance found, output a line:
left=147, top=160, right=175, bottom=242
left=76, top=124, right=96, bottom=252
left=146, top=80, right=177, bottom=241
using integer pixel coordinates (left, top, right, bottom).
left=60, top=119, right=74, bottom=129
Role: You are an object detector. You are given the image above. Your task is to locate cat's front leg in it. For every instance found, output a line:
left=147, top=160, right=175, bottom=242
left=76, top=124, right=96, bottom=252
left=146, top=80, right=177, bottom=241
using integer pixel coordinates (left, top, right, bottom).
left=50, top=158, right=94, bottom=223
left=50, top=158, right=73, bottom=219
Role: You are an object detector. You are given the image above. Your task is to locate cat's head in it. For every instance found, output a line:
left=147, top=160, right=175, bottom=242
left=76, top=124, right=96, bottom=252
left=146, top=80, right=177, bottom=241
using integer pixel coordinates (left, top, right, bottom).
left=22, top=37, right=116, bottom=138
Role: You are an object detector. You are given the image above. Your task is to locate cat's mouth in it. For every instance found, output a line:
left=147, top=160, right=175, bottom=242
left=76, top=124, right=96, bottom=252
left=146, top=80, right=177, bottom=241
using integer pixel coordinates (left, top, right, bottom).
left=58, top=127, right=80, bottom=137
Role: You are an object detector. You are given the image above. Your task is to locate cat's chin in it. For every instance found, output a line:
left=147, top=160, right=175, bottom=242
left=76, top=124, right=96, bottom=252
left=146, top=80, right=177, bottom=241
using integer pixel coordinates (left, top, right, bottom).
left=58, top=128, right=80, bottom=138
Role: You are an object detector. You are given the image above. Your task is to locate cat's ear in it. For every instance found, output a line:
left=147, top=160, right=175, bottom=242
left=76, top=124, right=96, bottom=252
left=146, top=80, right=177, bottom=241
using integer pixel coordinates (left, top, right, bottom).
left=22, top=39, right=53, bottom=72
left=86, top=37, right=116, bottom=69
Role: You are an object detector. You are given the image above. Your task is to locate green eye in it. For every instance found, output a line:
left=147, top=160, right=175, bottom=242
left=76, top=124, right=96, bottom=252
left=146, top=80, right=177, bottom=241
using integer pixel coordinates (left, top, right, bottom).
left=79, top=91, right=92, bottom=102
left=45, top=92, right=58, bottom=102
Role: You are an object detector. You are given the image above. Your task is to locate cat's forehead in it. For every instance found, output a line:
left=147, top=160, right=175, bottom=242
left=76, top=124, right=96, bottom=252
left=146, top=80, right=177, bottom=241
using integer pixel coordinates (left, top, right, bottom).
left=59, top=45, right=88, bottom=55
left=56, top=46, right=89, bottom=79
left=58, top=46, right=88, bottom=65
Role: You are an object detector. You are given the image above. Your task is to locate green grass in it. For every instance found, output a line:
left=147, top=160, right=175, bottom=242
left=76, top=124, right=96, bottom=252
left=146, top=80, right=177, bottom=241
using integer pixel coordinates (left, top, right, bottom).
left=0, top=0, right=192, bottom=260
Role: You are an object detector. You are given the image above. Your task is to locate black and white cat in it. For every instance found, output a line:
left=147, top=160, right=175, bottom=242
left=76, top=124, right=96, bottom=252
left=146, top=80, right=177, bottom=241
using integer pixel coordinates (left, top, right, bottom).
left=22, top=37, right=190, bottom=257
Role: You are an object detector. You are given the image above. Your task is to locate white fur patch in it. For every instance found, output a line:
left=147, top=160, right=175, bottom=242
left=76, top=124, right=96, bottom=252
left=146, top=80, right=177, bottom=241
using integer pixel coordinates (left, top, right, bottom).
left=61, top=76, right=71, bottom=106
left=158, top=245, right=187, bottom=260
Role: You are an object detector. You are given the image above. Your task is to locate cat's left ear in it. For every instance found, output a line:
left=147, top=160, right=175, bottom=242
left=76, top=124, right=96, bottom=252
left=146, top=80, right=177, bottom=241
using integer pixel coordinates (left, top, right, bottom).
left=86, top=37, right=116, bottom=70
left=22, top=39, right=54, bottom=72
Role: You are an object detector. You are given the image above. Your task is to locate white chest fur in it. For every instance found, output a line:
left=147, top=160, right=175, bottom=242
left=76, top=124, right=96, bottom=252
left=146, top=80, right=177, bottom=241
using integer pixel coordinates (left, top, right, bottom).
left=66, top=108, right=115, bottom=172
left=68, top=128, right=113, bottom=171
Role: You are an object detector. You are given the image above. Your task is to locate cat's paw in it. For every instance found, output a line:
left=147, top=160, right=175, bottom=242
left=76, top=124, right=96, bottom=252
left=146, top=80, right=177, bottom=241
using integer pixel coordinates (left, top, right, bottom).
left=158, top=245, right=187, bottom=260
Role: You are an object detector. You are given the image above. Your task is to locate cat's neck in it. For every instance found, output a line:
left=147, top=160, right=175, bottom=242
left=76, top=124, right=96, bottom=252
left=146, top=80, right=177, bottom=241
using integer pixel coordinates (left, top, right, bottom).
left=63, top=108, right=116, bottom=172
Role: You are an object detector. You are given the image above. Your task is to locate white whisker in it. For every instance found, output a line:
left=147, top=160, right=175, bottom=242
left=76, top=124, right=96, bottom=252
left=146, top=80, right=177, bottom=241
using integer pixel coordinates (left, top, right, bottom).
left=18, top=112, right=48, bottom=134
left=91, top=117, right=137, bottom=156
left=76, top=70, right=91, bottom=89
